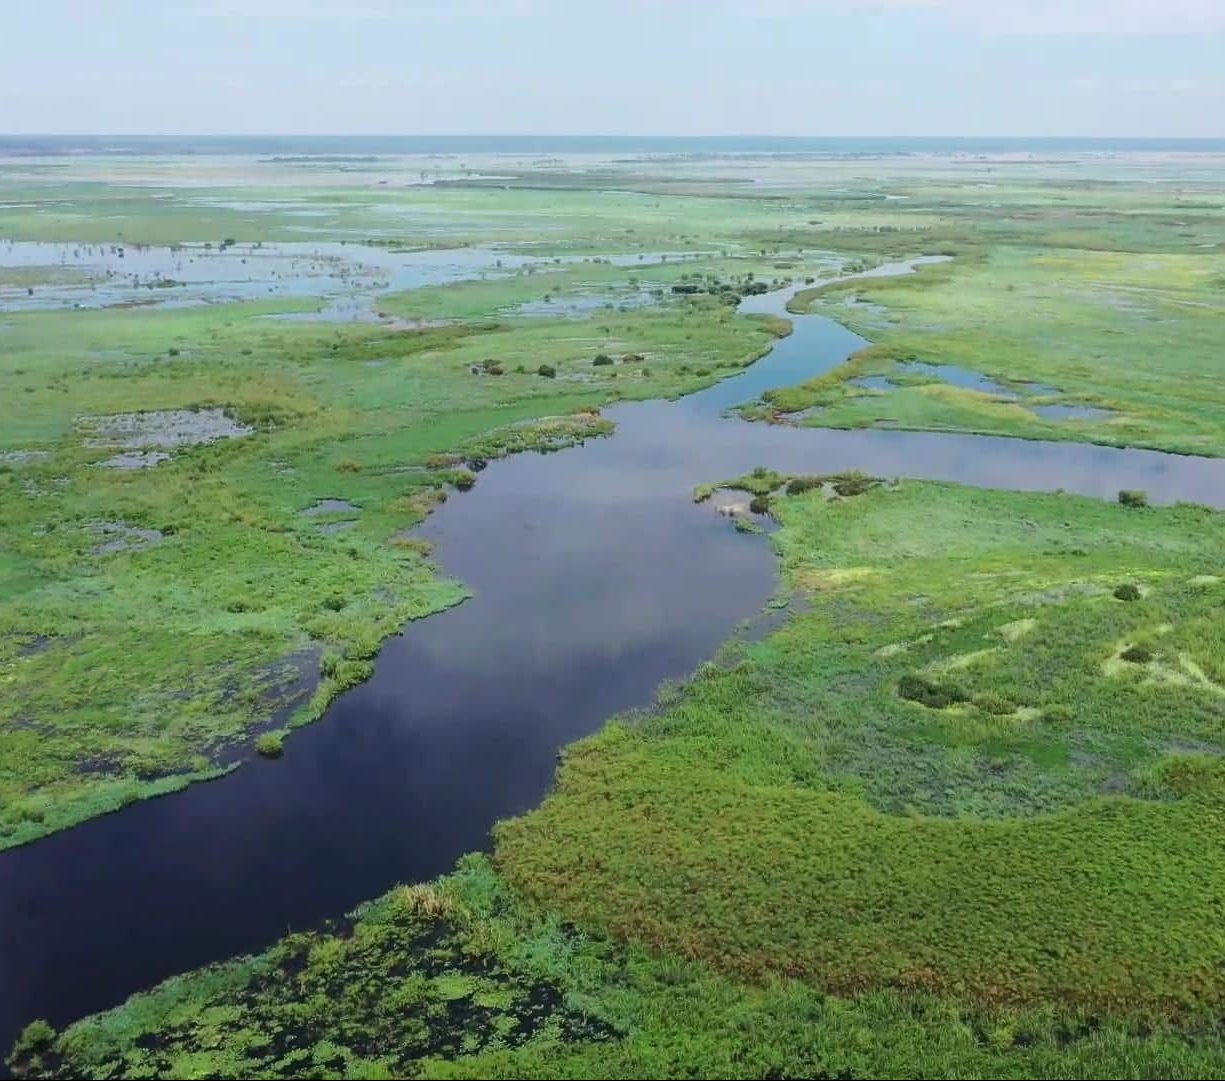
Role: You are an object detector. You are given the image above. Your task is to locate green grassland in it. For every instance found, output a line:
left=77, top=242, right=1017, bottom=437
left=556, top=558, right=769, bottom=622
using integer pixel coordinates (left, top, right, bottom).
left=20, top=480, right=1225, bottom=1079
left=375, top=254, right=801, bottom=323
left=751, top=204, right=1225, bottom=456
left=0, top=174, right=798, bottom=249
left=0, top=265, right=102, bottom=289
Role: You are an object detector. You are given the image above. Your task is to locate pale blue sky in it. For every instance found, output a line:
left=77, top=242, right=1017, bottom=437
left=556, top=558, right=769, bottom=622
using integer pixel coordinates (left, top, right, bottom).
left=3, top=1, right=1223, bottom=136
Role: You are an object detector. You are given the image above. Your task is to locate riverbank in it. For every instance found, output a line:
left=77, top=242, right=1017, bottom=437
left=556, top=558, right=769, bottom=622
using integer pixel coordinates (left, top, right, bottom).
left=19, top=476, right=1225, bottom=1078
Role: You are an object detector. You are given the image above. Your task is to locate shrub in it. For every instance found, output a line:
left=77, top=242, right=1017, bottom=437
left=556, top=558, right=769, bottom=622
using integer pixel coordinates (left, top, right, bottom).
left=537, top=364, right=556, bottom=378
left=168, top=347, right=180, bottom=357
left=1113, top=583, right=1142, bottom=602
left=389, top=536, right=432, bottom=556
left=898, top=673, right=968, bottom=709
left=453, top=471, right=476, bottom=491
left=11, top=1019, right=55, bottom=1058
left=734, top=467, right=785, bottom=495
left=1121, top=644, right=1153, bottom=664
left=322, top=594, right=347, bottom=611
left=973, top=691, right=1016, bottom=716
left=256, top=732, right=284, bottom=759
left=1118, top=489, right=1148, bottom=508
left=829, top=471, right=876, bottom=497
left=786, top=475, right=823, bottom=495
left=749, top=494, right=771, bottom=515
left=593, top=354, right=614, bottom=366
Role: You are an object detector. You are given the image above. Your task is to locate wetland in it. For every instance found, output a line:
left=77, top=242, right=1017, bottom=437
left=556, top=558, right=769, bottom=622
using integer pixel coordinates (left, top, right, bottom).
left=4, top=140, right=1225, bottom=1079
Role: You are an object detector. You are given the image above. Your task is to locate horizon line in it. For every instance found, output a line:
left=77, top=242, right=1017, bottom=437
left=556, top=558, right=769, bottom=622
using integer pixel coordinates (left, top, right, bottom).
left=3, top=132, right=1225, bottom=141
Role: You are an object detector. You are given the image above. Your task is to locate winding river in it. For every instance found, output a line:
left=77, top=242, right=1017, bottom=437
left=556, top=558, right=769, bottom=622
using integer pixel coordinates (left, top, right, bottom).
left=4, top=260, right=1225, bottom=1054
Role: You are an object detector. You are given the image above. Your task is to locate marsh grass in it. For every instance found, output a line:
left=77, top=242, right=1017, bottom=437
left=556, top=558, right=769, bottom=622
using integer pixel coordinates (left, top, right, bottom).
left=898, top=672, right=968, bottom=709
left=767, top=240, right=1225, bottom=457
left=496, top=483, right=1225, bottom=1021
left=254, top=732, right=285, bottom=759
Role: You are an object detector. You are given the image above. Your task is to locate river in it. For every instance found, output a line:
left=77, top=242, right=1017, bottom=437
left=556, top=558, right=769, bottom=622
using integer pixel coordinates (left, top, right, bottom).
left=3, top=260, right=1225, bottom=1055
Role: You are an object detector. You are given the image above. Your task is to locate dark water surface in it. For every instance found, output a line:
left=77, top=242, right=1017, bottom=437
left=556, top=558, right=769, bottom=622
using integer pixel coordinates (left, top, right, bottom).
left=4, top=263, right=1225, bottom=1055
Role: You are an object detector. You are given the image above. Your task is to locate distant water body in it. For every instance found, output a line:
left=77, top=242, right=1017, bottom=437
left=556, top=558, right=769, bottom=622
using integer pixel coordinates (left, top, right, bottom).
left=2, top=135, right=1225, bottom=157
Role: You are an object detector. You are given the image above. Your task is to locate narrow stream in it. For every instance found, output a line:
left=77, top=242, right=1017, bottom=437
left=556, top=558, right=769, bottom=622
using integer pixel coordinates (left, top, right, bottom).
left=3, top=261, right=1225, bottom=1054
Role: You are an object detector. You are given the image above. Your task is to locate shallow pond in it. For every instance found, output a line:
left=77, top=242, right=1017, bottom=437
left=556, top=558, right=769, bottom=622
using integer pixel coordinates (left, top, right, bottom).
left=511, top=289, right=658, bottom=318
left=4, top=257, right=1225, bottom=1055
left=0, top=240, right=706, bottom=320
left=1032, top=403, right=1116, bottom=422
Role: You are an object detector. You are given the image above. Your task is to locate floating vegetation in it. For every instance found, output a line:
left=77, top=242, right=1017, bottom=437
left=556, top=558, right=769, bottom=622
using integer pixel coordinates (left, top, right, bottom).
left=78, top=408, right=253, bottom=450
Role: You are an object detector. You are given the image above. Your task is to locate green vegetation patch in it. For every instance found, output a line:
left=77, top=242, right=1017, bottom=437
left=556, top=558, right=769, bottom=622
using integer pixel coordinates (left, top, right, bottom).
left=497, top=482, right=1225, bottom=1014
left=763, top=246, right=1225, bottom=456
left=17, top=854, right=1225, bottom=1081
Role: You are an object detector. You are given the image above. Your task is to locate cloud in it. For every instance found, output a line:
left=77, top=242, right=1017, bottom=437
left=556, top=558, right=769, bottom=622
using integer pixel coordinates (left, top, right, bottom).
left=183, top=0, right=1225, bottom=34
left=185, top=1, right=548, bottom=17
left=869, top=0, right=1225, bottom=35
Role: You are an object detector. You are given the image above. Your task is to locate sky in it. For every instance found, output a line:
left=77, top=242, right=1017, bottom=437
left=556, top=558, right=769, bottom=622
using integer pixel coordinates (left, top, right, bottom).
left=3, top=1, right=1223, bottom=137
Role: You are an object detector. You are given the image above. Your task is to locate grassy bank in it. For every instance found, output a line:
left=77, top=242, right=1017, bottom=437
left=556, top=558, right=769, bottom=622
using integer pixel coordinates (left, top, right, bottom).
left=14, top=852, right=1225, bottom=1081
left=19, top=480, right=1225, bottom=1077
